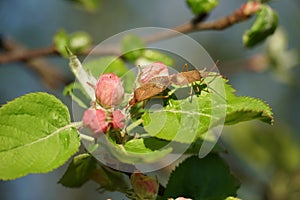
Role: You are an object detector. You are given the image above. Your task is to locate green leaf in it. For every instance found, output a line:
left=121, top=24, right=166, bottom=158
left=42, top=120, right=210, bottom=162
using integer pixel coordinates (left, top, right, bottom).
left=68, top=52, right=97, bottom=101
left=53, top=30, right=92, bottom=57
left=142, top=78, right=273, bottom=143
left=66, top=0, right=101, bottom=12
left=90, top=136, right=172, bottom=164
left=142, top=49, right=175, bottom=66
left=162, top=155, right=239, bottom=200
left=243, top=5, right=278, bottom=47
left=84, top=56, right=128, bottom=78
left=92, top=164, right=130, bottom=193
left=53, top=29, right=69, bottom=57
left=0, top=92, right=80, bottom=180
left=225, top=197, right=242, bottom=200
left=186, top=0, right=218, bottom=15
left=225, top=96, right=273, bottom=125
left=121, top=34, right=145, bottom=61
left=59, top=153, right=97, bottom=187
left=69, top=31, right=92, bottom=54
left=142, top=76, right=224, bottom=143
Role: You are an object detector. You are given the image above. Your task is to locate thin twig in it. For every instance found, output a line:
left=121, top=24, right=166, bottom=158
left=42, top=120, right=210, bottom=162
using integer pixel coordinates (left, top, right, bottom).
left=0, top=38, right=69, bottom=89
left=0, top=4, right=253, bottom=64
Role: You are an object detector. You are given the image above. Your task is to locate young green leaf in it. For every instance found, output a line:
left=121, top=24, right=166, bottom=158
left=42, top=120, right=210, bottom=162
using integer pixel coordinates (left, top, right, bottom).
left=66, top=0, right=101, bottom=12
left=69, top=31, right=92, bottom=54
left=92, top=164, right=130, bottom=193
left=142, top=78, right=273, bottom=143
left=225, top=96, right=273, bottom=125
left=186, top=0, right=218, bottom=15
left=59, top=153, right=97, bottom=187
left=142, top=49, right=175, bottom=66
left=161, top=155, right=239, bottom=199
left=121, top=34, right=145, bottom=61
left=0, top=92, right=80, bottom=180
left=69, top=52, right=97, bottom=101
left=225, top=197, right=242, bottom=200
left=53, top=30, right=92, bottom=57
left=89, top=136, right=172, bottom=165
left=53, top=29, right=69, bottom=57
left=142, top=76, right=223, bottom=143
left=243, top=5, right=278, bottom=47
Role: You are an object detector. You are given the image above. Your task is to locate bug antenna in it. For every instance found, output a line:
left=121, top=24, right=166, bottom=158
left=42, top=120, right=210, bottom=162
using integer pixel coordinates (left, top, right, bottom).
left=202, top=60, right=219, bottom=77
left=87, top=81, right=96, bottom=89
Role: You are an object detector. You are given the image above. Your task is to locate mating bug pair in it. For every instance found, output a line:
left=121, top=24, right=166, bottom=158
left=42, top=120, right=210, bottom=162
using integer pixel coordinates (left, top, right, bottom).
left=129, top=63, right=218, bottom=106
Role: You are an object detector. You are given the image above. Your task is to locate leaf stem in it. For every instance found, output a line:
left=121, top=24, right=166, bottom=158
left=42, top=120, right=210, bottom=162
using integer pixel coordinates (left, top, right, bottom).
left=126, top=118, right=144, bottom=133
left=68, top=121, right=96, bottom=142
left=79, top=134, right=95, bottom=142
left=69, top=121, right=84, bottom=129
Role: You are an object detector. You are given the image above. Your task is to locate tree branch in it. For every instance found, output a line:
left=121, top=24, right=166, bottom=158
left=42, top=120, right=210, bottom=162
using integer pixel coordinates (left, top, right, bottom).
left=0, top=4, right=253, bottom=64
left=0, top=38, right=69, bottom=89
left=144, top=6, right=250, bottom=43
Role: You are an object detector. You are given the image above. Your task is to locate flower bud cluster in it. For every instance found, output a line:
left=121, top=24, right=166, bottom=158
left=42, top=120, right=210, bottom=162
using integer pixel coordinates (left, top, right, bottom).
left=82, top=108, right=125, bottom=135
left=82, top=73, right=125, bottom=135
left=82, top=62, right=171, bottom=135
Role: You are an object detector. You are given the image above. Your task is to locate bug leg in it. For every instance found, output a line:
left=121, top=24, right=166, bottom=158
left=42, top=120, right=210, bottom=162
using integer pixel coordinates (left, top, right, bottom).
left=189, top=83, right=194, bottom=103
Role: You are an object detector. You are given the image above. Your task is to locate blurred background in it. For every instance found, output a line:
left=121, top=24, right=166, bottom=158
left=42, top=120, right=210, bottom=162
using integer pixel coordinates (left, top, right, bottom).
left=0, top=0, right=299, bottom=199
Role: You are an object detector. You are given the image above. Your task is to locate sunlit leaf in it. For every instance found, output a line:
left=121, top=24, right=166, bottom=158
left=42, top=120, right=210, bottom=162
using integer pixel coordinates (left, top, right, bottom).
left=66, top=0, right=101, bottom=12
left=142, top=49, right=175, bottom=66
left=53, top=30, right=92, bottom=57
left=87, top=136, right=173, bottom=165
left=243, top=5, right=278, bottom=47
left=69, top=31, right=92, bottom=53
left=0, top=93, right=80, bottom=180
left=121, top=34, right=145, bottom=61
left=142, top=78, right=273, bottom=143
left=186, top=0, right=218, bottom=15
left=53, top=29, right=69, bottom=57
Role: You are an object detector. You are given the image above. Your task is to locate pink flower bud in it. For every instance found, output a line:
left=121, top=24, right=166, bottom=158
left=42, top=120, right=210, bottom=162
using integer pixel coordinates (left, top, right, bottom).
left=139, top=62, right=169, bottom=84
left=82, top=109, right=108, bottom=134
left=111, top=109, right=125, bottom=130
left=240, top=2, right=262, bottom=16
left=95, top=73, right=124, bottom=108
left=131, top=172, right=158, bottom=200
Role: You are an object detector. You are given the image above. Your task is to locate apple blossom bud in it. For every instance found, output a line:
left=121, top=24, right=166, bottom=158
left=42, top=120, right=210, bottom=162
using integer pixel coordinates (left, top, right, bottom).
left=82, top=108, right=108, bottom=134
left=111, top=109, right=125, bottom=130
left=139, top=62, right=169, bottom=84
left=95, top=73, right=124, bottom=109
left=130, top=172, right=158, bottom=200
